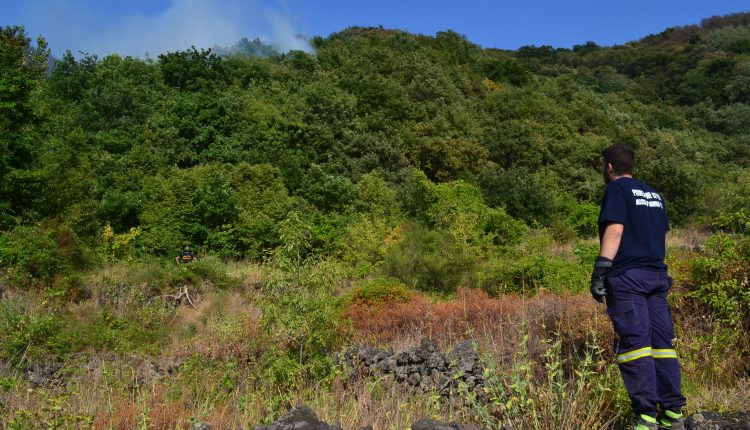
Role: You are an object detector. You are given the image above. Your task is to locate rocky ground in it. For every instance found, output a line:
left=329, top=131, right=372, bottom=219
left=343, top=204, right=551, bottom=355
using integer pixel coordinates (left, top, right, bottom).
left=16, top=338, right=750, bottom=430
left=186, top=405, right=750, bottom=430
left=341, top=338, right=485, bottom=395
left=684, top=411, right=750, bottom=430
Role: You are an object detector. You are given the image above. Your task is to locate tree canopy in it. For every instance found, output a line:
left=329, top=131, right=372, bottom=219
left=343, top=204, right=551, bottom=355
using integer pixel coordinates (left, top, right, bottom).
left=1, top=13, right=749, bottom=261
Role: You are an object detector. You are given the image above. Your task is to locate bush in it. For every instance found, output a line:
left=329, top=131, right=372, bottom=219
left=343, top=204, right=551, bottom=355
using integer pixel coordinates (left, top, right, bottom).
left=340, top=216, right=394, bottom=274
left=709, top=169, right=750, bottom=234
left=345, top=277, right=413, bottom=306
left=261, top=255, right=346, bottom=391
left=479, top=167, right=557, bottom=226
left=0, top=225, right=72, bottom=284
left=0, top=298, right=67, bottom=364
left=567, top=202, right=600, bottom=238
left=177, top=255, right=241, bottom=290
left=485, top=208, right=528, bottom=246
left=0, top=287, right=176, bottom=365
left=689, top=233, right=750, bottom=327
left=383, top=223, right=477, bottom=294
left=64, top=305, right=173, bottom=355
left=479, top=231, right=589, bottom=295
left=99, top=224, right=140, bottom=262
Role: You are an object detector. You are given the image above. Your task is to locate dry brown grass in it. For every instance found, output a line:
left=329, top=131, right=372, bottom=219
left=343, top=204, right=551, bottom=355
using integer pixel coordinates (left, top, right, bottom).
left=224, top=260, right=268, bottom=292
left=92, top=387, right=191, bottom=430
left=343, top=288, right=614, bottom=363
left=168, top=291, right=263, bottom=363
left=686, top=376, right=750, bottom=411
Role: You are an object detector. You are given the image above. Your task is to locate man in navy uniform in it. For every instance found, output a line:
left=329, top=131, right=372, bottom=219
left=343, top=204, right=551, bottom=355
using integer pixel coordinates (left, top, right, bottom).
left=176, top=246, right=198, bottom=265
left=590, top=145, right=686, bottom=430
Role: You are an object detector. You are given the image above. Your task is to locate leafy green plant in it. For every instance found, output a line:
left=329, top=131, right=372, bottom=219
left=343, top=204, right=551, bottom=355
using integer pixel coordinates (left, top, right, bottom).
left=0, top=297, right=67, bottom=363
left=383, top=222, right=477, bottom=294
left=0, top=226, right=71, bottom=284
left=469, top=333, right=621, bottom=430
left=481, top=232, right=589, bottom=295
left=566, top=202, right=600, bottom=238
left=345, top=277, right=413, bottom=306
left=689, top=233, right=750, bottom=327
left=99, top=224, right=141, bottom=262
left=259, top=216, right=346, bottom=393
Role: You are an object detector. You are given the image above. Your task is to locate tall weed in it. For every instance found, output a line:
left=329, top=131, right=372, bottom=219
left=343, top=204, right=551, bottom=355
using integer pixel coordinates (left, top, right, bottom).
left=470, top=333, right=622, bottom=430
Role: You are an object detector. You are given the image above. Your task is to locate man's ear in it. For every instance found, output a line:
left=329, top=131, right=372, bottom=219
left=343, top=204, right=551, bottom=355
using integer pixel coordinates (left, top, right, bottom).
left=606, top=163, right=613, bottom=174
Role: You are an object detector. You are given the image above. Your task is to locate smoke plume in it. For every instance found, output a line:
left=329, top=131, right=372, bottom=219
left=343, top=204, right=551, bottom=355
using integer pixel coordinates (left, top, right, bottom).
left=16, top=0, right=313, bottom=58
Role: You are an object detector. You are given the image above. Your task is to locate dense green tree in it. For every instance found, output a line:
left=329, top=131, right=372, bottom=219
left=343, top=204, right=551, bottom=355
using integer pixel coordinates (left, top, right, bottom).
left=0, top=26, right=49, bottom=227
left=159, top=47, right=228, bottom=89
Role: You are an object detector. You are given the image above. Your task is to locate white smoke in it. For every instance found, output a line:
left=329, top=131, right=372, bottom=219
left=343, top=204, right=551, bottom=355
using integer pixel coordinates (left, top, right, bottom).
left=270, top=11, right=313, bottom=53
left=15, top=0, right=313, bottom=58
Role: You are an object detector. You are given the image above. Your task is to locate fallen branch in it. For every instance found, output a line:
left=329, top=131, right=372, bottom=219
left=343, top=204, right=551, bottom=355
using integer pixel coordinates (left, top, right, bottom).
left=164, top=285, right=197, bottom=308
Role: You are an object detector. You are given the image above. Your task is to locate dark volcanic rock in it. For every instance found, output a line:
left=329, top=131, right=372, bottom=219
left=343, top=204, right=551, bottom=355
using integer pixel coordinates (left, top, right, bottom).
left=344, top=338, right=485, bottom=396
left=451, top=340, right=479, bottom=363
left=396, top=351, right=410, bottom=366
left=687, top=411, right=750, bottom=430
left=412, top=418, right=486, bottom=430
left=253, top=406, right=341, bottom=430
left=408, top=373, right=422, bottom=387
left=426, top=351, right=448, bottom=371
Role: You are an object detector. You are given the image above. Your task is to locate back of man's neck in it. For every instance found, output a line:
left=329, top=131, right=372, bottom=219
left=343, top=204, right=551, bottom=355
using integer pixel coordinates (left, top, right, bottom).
left=611, top=174, right=633, bottom=181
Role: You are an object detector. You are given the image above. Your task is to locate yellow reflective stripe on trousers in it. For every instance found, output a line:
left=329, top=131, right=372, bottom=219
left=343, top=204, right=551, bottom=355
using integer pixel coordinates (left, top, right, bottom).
left=616, top=347, right=652, bottom=363
left=652, top=348, right=678, bottom=359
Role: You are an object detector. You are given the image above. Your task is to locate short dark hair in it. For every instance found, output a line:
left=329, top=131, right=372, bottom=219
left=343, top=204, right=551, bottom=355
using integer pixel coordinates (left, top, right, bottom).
left=602, top=144, right=634, bottom=175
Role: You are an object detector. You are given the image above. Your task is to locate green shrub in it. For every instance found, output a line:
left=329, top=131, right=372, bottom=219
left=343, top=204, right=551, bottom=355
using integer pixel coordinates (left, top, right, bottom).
left=710, top=169, right=750, bottom=234
left=0, top=292, right=174, bottom=364
left=351, top=173, right=402, bottom=220
left=261, top=256, right=345, bottom=391
left=472, top=334, right=621, bottom=430
left=0, top=298, right=68, bottom=363
left=99, top=224, right=140, bottom=262
left=137, top=163, right=294, bottom=258
left=480, top=232, right=589, bottom=295
left=479, top=166, right=557, bottom=226
left=485, top=207, right=528, bottom=246
left=383, top=222, right=476, bottom=294
left=551, top=220, right=577, bottom=243
left=689, top=233, right=750, bottom=327
left=553, top=200, right=600, bottom=242
left=178, top=255, right=241, bottom=290
left=567, top=202, right=600, bottom=238
left=340, top=215, right=394, bottom=274
left=64, top=305, right=173, bottom=355
left=712, top=210, right=750, bottom=235
left=346, top=277, right=413, bottom=305
left=0, top=226, right=72, bottom=284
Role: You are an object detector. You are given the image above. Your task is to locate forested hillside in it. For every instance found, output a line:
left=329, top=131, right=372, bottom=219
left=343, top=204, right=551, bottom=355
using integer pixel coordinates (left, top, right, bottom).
left=1, top=12, right=749, bottom=429
left=3, top=13, right=750, bottom=262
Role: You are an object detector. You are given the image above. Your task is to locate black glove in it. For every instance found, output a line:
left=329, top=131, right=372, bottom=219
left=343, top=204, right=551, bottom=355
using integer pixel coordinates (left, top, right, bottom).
left=590, top=256, right=612, bottom=303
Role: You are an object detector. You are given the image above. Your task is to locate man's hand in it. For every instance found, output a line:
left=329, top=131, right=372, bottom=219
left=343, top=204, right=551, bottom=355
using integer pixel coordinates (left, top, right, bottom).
left=590, top=256, right=613, bottom=303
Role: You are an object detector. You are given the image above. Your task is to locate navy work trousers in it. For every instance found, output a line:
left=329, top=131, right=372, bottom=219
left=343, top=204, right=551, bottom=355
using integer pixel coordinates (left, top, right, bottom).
left=605, top=268, right=686, bottom=417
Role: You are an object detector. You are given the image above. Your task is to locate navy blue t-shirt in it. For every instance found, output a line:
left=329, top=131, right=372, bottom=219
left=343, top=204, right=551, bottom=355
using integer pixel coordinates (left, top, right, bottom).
left=598, top=177, right=669, bottom=277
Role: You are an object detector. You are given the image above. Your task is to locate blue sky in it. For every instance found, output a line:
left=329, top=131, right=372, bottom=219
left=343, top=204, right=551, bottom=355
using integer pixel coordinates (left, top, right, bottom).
left=2, top=0, right=749, bottom=57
